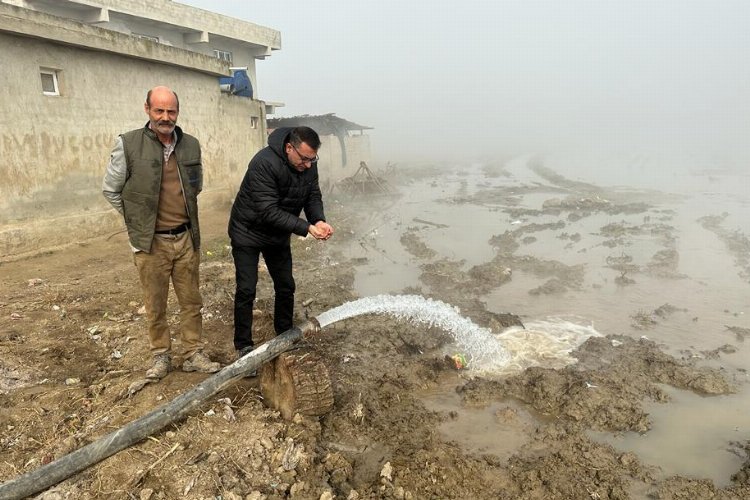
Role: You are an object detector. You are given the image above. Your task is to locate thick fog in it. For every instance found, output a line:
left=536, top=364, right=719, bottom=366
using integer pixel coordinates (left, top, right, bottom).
left=178, top=0, right=750, bottom=172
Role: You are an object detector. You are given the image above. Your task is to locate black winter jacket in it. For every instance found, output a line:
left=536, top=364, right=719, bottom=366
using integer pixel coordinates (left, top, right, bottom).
left=228, top=127, right=326, bottom=247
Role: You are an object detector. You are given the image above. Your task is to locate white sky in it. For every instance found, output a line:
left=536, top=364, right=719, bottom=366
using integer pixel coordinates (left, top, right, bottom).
left=177, top=0, right=750, bottom=167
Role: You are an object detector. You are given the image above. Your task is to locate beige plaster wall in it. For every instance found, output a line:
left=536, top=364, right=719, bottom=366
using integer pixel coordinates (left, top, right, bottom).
left=317, top=134, right=372, bottom=188
left=0, top=31, right=266, bottom=258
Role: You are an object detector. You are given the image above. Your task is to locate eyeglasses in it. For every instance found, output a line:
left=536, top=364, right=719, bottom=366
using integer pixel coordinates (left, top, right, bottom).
left=291, top=143, right=319, bottom=164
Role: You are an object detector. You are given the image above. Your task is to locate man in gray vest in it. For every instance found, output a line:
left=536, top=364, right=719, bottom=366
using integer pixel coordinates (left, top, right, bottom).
left=102, top=86, right=220, bottom=380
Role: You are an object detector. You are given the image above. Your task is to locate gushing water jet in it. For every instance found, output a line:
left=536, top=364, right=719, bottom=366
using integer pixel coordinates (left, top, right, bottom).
left=317, top=294, right=512, bottom=371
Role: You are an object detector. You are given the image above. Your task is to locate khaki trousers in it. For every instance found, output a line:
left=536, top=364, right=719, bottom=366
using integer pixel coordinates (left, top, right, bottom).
left=134, top=232, right=203, bottom=358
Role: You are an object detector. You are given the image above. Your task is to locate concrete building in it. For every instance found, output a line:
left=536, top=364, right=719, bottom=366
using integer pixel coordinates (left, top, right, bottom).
left=267, top=114, right=372, bottom=190
left=0, top=0, right=281, bottom=258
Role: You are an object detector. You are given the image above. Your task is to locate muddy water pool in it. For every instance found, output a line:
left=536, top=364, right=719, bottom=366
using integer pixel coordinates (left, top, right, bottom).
left=589, top=384, right=750, bottom=487
left=340, top=154, right=750, bottom=485
left=421, top=383, right=543, bottom=462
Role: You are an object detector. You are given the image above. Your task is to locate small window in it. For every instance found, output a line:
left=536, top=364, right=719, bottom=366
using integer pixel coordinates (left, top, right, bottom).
left=213, top=49, right=233, bottom=63
left=40, top=68, right=59, bottom=96
left=250, top=117, right=259, bottom=129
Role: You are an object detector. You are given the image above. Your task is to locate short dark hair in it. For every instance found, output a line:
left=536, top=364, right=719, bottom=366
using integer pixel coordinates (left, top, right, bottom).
left=146, top=89, right=180, bottom=110
left=288, top=126, right=321, bottom=150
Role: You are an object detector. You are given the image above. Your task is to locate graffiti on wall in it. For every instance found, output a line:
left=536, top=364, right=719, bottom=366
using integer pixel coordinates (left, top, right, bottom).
left=1, top=132, right=115, bottom=159
left=0, top=132, right=116, bottom=196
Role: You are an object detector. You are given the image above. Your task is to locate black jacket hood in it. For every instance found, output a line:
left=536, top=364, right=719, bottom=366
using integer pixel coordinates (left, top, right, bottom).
left=268, top=127, right=293, bottom=162
left=227, top=127, right=326, bottom=247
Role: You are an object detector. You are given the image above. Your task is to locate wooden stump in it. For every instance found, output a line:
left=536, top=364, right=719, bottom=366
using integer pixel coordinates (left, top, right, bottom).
left=254, top=322, right=333, bottom=420
left=260, top=348, right=334, bottom=420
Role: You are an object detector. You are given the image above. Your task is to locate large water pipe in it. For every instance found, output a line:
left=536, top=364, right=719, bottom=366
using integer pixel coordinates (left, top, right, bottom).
left=0, top=319, right=321, bottom=500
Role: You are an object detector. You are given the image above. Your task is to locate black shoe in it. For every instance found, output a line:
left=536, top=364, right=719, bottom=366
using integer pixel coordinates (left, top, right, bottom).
left=237, top=346, right=254, bottom=357
left=236, top=346, right=257, bottom=377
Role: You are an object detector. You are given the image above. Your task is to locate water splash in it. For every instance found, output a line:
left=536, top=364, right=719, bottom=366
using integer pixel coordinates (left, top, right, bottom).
left=316, top=294, right=510, bottom=370
left=316, top=294, right=603, bottom=374
left=497, top=320, right=601, bottom=372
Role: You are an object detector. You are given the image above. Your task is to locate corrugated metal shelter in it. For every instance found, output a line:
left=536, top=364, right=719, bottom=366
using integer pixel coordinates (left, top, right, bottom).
left=267, top=114, right=373, bottom=188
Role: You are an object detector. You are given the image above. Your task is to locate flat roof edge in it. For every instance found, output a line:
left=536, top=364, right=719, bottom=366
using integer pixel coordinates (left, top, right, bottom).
left=97, top=0, right=281, bottom=49
left=0, top=3, right=231, bottom=77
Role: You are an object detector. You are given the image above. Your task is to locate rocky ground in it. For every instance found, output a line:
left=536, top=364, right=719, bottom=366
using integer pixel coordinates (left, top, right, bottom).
left=1, top=166, right=749, bottom=499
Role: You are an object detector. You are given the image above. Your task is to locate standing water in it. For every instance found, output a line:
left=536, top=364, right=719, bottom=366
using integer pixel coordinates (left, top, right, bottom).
left=316, top=294, right=601, bottom=373
left=335, top=155, right=749, bottom=483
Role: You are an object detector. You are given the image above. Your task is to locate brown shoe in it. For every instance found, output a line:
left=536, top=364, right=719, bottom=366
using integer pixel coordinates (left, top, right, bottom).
left=145, top=353, right=171, bottom=380
left=182, top=351, right=221, bottom=373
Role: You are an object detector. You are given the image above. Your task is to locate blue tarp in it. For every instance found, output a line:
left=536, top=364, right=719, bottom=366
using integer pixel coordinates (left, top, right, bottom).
left=219, top=69, right=253, bottom=98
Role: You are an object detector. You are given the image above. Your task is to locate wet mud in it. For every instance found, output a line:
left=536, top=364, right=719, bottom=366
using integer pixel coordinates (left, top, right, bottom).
left=0, top=161, right=748, bottom=499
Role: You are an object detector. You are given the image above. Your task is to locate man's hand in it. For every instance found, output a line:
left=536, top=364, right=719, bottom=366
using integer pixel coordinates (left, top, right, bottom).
left=308, top=221, right=334, bottom=240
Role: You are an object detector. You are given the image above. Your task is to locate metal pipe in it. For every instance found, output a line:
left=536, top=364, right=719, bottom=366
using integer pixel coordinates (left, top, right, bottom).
left=0, top=319, right=321, bottom=500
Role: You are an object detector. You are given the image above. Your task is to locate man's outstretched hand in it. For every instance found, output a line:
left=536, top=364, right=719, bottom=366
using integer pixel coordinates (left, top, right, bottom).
left=309, top=221, right=334, bottom=240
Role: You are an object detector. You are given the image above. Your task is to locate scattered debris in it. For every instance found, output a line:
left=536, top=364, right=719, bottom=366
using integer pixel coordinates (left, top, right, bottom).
left=380, top=461, right=393, bottom=481
left=218, top=397, right=236, bottom=422
left=447, top=353, right=468, bottom=370
left=282, top=438, right=304, bottom=471
left=412, top=218, right=448, bottom=229
left=121, top=378, right=155, bottom=399
left=333, top=161, right=393, bottom=195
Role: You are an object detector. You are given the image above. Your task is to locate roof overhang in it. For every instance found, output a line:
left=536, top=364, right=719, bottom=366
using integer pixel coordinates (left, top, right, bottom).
left=0, top=2, right=232, bottom=76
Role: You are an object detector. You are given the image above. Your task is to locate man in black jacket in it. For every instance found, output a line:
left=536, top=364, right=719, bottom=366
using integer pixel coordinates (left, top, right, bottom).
left=228, top=126, right=333, bottom=359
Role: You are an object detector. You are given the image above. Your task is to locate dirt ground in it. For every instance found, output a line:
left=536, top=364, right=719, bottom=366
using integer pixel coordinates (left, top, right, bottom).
left=1, top=172, right=750, bottom=499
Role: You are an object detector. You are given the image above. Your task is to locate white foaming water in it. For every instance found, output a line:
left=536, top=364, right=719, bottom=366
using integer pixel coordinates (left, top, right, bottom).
left=316, top=294, right=511, bottom=370
left=496, top=320, right=601, bottom=372
left=316, top=295, right=602, bottom=373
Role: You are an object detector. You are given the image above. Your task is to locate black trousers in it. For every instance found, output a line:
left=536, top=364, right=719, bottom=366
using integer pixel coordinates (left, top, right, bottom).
left=232, top=244, right=295, bottom=351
